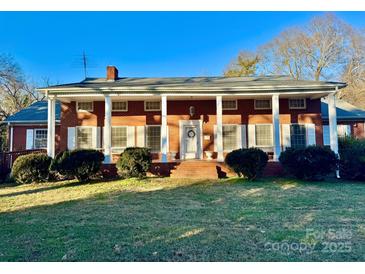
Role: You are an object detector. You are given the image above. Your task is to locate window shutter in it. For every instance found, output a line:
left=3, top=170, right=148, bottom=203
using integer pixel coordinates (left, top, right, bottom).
left=346, top=125, right=351, bottom=136
left=96, top=127, right=101, bottom=149
left=127, top=126, right=135, bottom=147
left=167, top=126, right=169, bottom=152
left=213, top=125, right=217, bottom=152
left=26, top=129, right=34, bottom=150
left=236, top=125, right=242, bottom=149
left=240, top=125, right=247, bottom=148
left=67, top=127, right=76, bottom=150
left=136, top=126, right=145, bottom=147
left=282, top=124, right=291, bottom=149
left=306, top=124, right=316, bottom=146
left=323, top=125, right=330, bottom=145
left=248, top=124, right=256, bottom=147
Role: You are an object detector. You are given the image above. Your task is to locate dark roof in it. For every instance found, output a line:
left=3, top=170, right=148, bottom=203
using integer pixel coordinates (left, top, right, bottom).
left=321, top=99, right=365, bottom=120
left=3, top=101, right=61, bottom=124
left=38, top=75, right=346, bottom=93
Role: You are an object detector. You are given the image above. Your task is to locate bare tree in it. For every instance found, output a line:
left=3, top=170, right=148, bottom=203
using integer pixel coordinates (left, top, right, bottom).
left=258, top=27, right=308, bottom=80
left=339, top=29, right=365, bottom=107
left=258, top=13, right=352, bottom=81
left=0, top=54, right=44, bottom=121
left=224, top=51, right=260, bottom=77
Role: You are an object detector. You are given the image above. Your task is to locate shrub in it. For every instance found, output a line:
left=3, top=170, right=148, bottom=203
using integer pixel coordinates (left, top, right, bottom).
left=11, top=153, right=51, bottom=184
left=50, top=149, right=104, bottom=182
left=339, top=137, right=365, bottom=181
left=279, top=146, right=337, bottom=181
left=225, top=148, right=268, bottom=180
left=116, top=147, right=152, bottom=178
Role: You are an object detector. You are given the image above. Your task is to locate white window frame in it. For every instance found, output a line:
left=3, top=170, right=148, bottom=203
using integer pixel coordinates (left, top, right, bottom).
left=145, top=125, right=161, bottom=152
left=77, top=101, right=93, bottom=112
left=222, top=124, right=239, bottom=152
left=112, top=101, right=128, bottom=112
left=34, top=129, right=48, bottom=149
left=254, top=99, right=272, bottom=110
left=289, top=98, right=306, bottom=110
left=255, top=124, right=273, bottom=147
left=76, top=126, right=94, bottom=149
left=222, top=99, right=238, bottom=110
left=144, top=100, right=161, bottom=111
left=111, top=126, right=128, bottom=149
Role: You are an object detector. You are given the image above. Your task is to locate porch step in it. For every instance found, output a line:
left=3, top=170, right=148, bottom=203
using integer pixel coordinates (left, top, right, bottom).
left=169, top=160, right=235, bottom=179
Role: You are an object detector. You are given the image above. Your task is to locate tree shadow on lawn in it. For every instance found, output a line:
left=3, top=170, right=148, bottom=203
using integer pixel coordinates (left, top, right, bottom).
left=0, top=177, right=364, bottom=262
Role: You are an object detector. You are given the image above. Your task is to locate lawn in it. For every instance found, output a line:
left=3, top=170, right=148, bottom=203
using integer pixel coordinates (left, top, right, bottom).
left=0, top=177, right=364, bottom=261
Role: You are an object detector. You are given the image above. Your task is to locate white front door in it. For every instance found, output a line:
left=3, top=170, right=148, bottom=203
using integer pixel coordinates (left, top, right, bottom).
left=184, top=125, right=198, bottom=159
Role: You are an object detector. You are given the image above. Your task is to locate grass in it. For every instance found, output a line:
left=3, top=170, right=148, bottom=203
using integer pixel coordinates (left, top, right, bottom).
left=0, top=177, right=364, bottom=261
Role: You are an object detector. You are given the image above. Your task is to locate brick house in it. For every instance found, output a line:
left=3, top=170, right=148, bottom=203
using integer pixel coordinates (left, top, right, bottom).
left=4, top=66, right=361, bottom=177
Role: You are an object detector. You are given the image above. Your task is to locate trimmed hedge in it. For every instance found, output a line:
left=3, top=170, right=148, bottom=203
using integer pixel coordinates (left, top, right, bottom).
left=339, top=137, right=365, bottom=181
left=225, top=148, right=268, bottom=180
left=116, top=147, right=152, bottom=178
left=11, top=153, right=51, bottom=184
left=50, top=149, right=104, bottom=182
left=279, top=146, right=337, bottom=181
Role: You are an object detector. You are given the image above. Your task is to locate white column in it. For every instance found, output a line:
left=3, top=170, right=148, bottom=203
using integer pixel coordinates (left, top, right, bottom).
left=272, top=94, right=281, bottom=161
left=104, top=95, right=112, bottom=164
left=47, top=96, right=56, bottom=158
left=328, top=93, right=338, bottom=155
left=161, top=95, right=168, bottom=163
left=8, top=123, right=13, bottom=152
left=216, top=95, right=224, bottom=162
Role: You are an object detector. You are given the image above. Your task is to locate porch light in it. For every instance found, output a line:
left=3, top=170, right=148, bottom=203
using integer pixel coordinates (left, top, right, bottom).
left=189, top=106, right=195, bottom=117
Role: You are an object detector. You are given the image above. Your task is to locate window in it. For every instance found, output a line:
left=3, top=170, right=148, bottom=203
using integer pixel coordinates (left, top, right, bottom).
left=337, top=125, right=351, bottom=138
left=254, top=99, right=271, bottom=110
left=112, top=127, right=127, bottom=148
left=34, top=129, right=47, bottom=149
left=290, top=124, right=306, bottom=148
left=222, top=100, right=237, bottom=110
left=112, top=101, right=128, bottom=111
left=77, top=101, right=93, bottom=112
left=145, top=101, right=161, bottom=111
left=255, top=125, right=273, bottom=147
left=289, top=98, right=306, bottom=109
left=223, top=125, right=238, bottom=151
left=76, top=127, right=93, bottom=149
left=146, top=126, right=161, bottom=151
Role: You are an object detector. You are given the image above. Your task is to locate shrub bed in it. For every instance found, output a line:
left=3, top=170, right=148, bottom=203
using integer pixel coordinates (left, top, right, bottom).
left=339, top=137, right=365, bottom=181
left=50, top=149, right=104, bottom=182
left=279, top=146, right=337, bottom=181
left=11, top=153, right=51, bottom=184
left=225, top=148, right=268, bottom=180
left=116, top=147, right=152, bottom=178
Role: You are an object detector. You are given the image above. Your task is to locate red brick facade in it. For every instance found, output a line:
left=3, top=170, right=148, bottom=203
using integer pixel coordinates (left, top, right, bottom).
left=59, top=98, right=323, bottom=155
left=9, top=98, right=365, bottom=156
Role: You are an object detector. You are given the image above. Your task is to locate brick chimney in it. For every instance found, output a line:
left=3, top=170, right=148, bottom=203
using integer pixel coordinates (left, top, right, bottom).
left=106, top=66, right=118, bottom=81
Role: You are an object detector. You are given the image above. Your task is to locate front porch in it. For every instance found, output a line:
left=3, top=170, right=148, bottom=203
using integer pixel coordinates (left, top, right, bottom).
left=45, top=93, right=341, bottom=163
left=101, top=159, right=284, bottom=179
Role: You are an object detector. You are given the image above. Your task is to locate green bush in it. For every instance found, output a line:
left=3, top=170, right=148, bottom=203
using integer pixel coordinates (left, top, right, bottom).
left=50, top=149, right=104, bottom=182
left=11, top=153, right=51, bottom=184
left=116, top=147, right=152, bottom=178
left=225, top=148, right=268, bottom=180
left=279, top=146, right=337, bottom=181
left=339, top=137, right=365, bottom=181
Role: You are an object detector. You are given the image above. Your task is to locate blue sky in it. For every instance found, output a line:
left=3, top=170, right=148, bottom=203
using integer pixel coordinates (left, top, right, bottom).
left=0, top=11, right=364, bottom=85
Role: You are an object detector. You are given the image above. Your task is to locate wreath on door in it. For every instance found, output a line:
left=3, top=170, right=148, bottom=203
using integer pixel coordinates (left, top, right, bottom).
left=187, top=129, right=196, bottom=138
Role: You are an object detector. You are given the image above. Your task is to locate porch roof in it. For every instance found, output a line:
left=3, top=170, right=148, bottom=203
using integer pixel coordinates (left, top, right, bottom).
left=321, top=99, right=365, bottom=121
left=38, top=75, right=346, bottom=95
